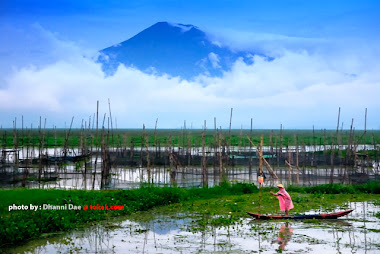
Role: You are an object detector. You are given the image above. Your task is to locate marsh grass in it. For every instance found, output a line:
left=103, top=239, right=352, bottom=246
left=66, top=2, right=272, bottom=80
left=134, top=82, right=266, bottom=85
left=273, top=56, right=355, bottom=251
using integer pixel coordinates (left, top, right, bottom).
left=129, top=184, right=379, bottom=233
left=0, top=182, right=257, bottom=246
left=1, top=182, right=379, bottom=247
left=2, top=129, right=380, bottom=148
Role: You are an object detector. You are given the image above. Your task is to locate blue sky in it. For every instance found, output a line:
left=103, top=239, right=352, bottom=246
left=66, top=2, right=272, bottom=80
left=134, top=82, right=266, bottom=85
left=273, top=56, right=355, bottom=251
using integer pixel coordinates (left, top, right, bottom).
left=1, top=0, right=380, bottom=129
left=3, top=0, right=379, bottom=47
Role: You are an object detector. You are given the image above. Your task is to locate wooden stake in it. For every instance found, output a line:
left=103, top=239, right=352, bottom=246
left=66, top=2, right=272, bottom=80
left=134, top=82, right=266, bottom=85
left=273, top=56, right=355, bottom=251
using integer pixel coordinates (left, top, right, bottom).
left=202, top=120, right=207, bottom=187
left=295, top=135, right=300, bottom=185
left=246, top=136, right=278, bottom=179
left=92, top=101, right=99, bottom=190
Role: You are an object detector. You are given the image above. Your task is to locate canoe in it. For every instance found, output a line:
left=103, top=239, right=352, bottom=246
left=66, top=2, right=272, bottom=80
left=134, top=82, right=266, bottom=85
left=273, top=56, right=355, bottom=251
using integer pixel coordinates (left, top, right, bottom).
left=247, top=209, right=354, bottom=220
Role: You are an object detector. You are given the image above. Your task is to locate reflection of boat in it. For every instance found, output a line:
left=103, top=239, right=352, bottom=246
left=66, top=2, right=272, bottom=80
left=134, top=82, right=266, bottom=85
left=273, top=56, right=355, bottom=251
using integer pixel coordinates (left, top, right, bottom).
left=247, top=209, right=353, bottom=220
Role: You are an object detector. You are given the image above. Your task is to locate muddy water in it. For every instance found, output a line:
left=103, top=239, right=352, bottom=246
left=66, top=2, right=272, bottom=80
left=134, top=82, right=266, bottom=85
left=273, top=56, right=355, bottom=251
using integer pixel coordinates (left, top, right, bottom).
left=3, top=201, right=379, bottom=254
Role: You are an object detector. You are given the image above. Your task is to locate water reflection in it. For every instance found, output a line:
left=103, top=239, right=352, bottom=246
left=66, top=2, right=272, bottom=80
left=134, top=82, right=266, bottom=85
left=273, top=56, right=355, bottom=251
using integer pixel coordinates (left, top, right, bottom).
left=1, top=146, right=379, bottom=190
left=276, top=222, right=293, bottom=250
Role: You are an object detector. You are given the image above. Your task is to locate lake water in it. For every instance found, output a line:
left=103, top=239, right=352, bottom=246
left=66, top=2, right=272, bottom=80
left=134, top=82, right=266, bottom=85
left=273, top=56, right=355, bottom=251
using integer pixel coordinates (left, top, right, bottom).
left=1, top=145, right=379, bottom=190
left=4, top=201, right=379, bottom=254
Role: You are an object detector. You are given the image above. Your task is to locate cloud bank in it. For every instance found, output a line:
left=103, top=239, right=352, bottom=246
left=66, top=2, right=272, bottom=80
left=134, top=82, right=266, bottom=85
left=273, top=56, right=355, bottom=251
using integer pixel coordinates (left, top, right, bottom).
left=1, top=25, right=379, bottom=130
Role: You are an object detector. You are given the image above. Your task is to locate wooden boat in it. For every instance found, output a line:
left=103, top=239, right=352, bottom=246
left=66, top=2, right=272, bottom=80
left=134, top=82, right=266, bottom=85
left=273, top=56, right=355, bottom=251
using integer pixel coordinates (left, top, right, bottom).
left=247, top=209, right=353, bottom=220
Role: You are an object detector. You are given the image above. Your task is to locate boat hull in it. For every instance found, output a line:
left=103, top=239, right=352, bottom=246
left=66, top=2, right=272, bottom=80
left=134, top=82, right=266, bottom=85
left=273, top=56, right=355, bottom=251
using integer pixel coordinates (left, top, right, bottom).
left=247, top=209, right=353, bottom=220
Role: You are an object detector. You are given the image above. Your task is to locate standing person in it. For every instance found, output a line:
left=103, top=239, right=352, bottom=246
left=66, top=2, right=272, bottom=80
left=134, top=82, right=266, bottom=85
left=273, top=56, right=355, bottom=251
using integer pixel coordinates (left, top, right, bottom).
left=270, top=184, right=294, bottom=216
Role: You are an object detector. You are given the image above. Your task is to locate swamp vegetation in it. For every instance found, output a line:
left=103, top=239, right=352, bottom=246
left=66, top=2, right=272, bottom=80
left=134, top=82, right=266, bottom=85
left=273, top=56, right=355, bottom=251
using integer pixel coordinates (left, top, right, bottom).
left=1, top=113, right=379, bottom=252
left=1, top=182, right=379, bottom=249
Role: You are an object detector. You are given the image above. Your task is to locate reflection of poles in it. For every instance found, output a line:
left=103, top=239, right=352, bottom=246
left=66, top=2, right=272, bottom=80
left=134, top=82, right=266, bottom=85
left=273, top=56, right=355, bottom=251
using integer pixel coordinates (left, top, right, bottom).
left=257, top=221, right=262, bottom=252
left=363, top=201, right=367, bottom=252
left=213, top=224, right=217, bottom=252
left=142, top=229, right=148, bottom=254
left=332, top=227, right=342, bottom=253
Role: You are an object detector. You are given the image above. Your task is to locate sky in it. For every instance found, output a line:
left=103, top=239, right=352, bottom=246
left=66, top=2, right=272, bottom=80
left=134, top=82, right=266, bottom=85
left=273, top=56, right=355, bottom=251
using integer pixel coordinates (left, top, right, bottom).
left=1, top=0, right=380, bottom=130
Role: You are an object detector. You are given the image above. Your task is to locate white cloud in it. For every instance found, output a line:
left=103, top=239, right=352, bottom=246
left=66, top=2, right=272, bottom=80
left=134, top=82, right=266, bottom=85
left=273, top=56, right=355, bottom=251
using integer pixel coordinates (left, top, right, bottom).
left=168, top=22, right=195, bottom=33
left=208, top=52, right=221, bottom=69
left=1, top=26, right=379, bottom=129
left=205, top=29, right=322, bottom=56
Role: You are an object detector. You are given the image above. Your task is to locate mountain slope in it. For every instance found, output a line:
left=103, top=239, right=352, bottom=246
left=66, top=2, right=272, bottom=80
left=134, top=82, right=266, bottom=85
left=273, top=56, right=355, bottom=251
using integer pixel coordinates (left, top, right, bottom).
left=98, top=22, right=254, bottom=79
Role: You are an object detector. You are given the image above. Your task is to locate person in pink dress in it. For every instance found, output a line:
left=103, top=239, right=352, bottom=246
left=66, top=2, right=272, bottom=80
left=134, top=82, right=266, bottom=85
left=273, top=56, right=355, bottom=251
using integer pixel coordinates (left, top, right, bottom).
left=270, top=184, right=294, bottom=216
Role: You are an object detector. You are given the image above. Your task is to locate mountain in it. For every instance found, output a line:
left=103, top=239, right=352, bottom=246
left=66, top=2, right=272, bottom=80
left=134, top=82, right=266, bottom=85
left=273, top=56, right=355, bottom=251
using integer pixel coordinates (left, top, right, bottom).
left=98, top=22, right=255, bottom=79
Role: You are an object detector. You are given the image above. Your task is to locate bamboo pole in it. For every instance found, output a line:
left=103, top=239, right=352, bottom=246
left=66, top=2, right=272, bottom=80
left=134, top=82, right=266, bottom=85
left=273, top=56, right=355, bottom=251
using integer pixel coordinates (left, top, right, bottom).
left=258, top=135, right=263, bottom=213
left=100, top=125, right=106, bottom=189
left=226, top=108, right=233, bottom=171
left=275, top=133, right=279, bottom=167
left=279, top=124, right=283, bottom=161
left=214, top=117, right=218, bottom=185
left=153, top=118, right=158, bottom=177
left=330, top=107, right=340, bottom=184
left=259, top=135, right=263, bottom=176
left=311, top=126, right=315, bottom=168
left=38, top=117, right=46, bottom=183
left=249, top=118, right=253, bottom=183
left=343, top=118, right=354, bottom=183
left=295, top=135, right=300, bottom=185
left=363, top=108, right=368, bottom=174
left=108, top=98, right=114, bottom=147
left=100, top=113, right=107, bottom=189
left=202, top=120, right=207, bottom=187
left=168, top=135, right=175, bottom=186
left=246, top=136, right=278, bottom=179
left=144, top=124, right=151, bottom=184
left=92, top=101, right=99, bottom=190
